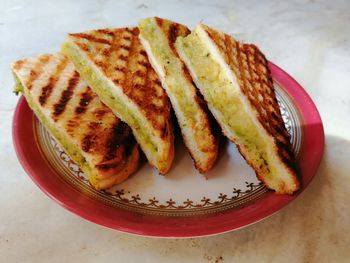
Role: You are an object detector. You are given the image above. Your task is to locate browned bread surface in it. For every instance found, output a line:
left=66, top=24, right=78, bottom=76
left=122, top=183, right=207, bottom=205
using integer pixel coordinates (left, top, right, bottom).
left=68, top=27, right=172, bottom=140
left=201, top=24, right=299, bottom=192
left=139, top=17, right=219, bottom=173
left=12, top=53, right=139, bottom=189
left=66, top=27, right=174, bottom=174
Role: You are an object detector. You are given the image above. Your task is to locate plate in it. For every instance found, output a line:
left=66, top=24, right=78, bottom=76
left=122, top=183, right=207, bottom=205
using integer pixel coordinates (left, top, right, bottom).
left=12, top=62, right=324, bottom=237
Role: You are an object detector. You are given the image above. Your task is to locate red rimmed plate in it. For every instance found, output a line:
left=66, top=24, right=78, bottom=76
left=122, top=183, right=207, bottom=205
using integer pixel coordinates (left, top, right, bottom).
left=12, top=62, right=324, bottom=237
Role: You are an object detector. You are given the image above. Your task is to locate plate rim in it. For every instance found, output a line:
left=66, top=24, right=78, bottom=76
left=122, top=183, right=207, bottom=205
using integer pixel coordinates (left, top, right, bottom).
left=12, top=62, right=325, bottom=238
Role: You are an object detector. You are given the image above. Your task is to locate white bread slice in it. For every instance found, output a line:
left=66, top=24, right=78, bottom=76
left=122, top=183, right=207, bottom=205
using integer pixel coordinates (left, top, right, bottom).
left=175, top=24, right=299, bottom=194
left=11, top=53, right=139, bottom=190
left=61, top=27, right=174, bottom=174
left=138, top=17, right=219, bottom=173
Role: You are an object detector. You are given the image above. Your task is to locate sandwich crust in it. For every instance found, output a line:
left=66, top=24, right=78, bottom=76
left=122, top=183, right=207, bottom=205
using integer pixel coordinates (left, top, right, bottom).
left=201, top=24, right=298, bottom=180
left=63, top=27, right=174, bottom=174
left=11, top=53, right=139, bottom=189
left=176, top=24, right=299, bottom=194
left=68, top=28, right=171, bottom=138
left=139, top=17, right=219, bottom=173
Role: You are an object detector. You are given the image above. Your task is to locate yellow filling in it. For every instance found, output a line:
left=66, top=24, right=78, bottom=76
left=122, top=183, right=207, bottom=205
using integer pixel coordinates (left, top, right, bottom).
left=176, top=32, right=277, bottom=181
left=14, top=76, right=99, bottom=187
left=139, top=19, right=210, bottom=150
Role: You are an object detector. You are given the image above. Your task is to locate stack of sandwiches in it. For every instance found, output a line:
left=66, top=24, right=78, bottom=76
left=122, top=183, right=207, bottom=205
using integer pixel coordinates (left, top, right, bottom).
left=11, top=17, right=299, bottom=194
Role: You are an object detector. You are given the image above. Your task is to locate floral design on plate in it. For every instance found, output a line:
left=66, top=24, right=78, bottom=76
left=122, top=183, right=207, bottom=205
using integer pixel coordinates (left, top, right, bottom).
left=13, top=62, right=324, bottom=237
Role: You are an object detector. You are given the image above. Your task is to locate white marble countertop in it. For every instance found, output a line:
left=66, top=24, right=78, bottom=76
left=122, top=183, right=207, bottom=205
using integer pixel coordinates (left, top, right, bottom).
left=1, top=0, right=350, bottom=262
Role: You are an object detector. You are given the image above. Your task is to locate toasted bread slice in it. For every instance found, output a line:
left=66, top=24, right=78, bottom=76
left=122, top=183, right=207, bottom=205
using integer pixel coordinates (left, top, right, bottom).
left=62, top=27, right=174, bottom=174
left=175, top=23, right=299, bottom=194
left=11, top=53, right=139, bottom=190
left=138, top=17, right=219, bottom=173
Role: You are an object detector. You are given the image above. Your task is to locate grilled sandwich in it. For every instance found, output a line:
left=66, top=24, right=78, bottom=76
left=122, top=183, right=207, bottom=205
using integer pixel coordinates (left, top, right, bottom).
left=11, top=53, right=139, bottom=190
left=175, top=23, right=299, bottom=194
left=138, top=17, right=219, bottom=173
left=62, top=27, right=174, bottom=174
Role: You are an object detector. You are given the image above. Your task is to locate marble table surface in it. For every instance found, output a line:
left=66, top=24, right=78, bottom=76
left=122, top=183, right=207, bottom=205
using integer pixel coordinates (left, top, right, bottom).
left=1, top=0, right=350, bottom=262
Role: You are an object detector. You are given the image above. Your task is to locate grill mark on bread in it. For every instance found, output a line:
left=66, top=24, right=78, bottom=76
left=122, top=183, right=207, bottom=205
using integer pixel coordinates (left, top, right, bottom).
left=12, top=60, right=24, bottom=71
left=126, top=27, right=136, bottom=34
left=67, top=27, right=172, bottom=141
left=250, top=45, right=291, bottom=142
left=121, top=29, right=137, bottom=96
left=13, top=53, right=140, bottom=186
left=26, top=55, right=50, bottom=90
left=102, top=48, right=112, bottom=57
left=95, top=159, right=125, bottom=171
left=114, top=66, right=125, bottom=72
left=155, top=17, right=163, bottom=27
left=276, top=142, right=294, bottom=169
left=223, top=34, right=235, bottom=75
left=52, top=71, right=80, bottom=119
left=234, top=41, right=248, bottom=96
left=94, top=121, right=133, bottom=171
left=94, top=109, right=107, bottom=119
left=144, top=17, right=218, bottom=166
left=153, top=78, right=162, bottom=86
left=244, top=44, right=272, bottom=131
left=82, top=134, right=96, bottom=152
left=140, top=50, right=147, bottom=57
left=243, top=43, right=295, bottom=169
left=210, top=30, right=295, bottom=167
left=70, top=33, right=111, bottom=45
left=88, top=122, right=101, bottom=130
left=105, top=121, right=130, bottom=161
left=137, top=60, right=150, bottom=68
left=167, top=23, right=179, bottom=53
left=39, top=58, right=68, bottom=106
left=134, top=69, right=147, bottom=78
left=96, top=29, right=115, bottom=37
left=120, top=44, right=131, bottom=51
left=159, top=18, right=191, bottom=56
left=201, top=24, right=298, bottom=188
left=75, top=87, right=94, bottom=114
left=118, top=54, right=128, bottom=61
